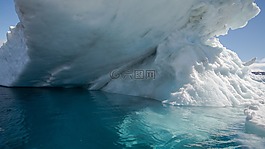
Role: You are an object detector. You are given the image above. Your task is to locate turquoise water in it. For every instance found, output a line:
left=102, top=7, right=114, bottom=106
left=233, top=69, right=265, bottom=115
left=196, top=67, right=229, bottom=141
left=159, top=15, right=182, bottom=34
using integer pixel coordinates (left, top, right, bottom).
left=0, top=87, right=264, bottom=149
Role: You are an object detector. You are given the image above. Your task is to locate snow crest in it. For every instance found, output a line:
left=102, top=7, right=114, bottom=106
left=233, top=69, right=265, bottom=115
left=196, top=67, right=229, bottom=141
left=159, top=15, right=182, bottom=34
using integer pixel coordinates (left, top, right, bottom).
left=0, top=23, right=29, bottom=86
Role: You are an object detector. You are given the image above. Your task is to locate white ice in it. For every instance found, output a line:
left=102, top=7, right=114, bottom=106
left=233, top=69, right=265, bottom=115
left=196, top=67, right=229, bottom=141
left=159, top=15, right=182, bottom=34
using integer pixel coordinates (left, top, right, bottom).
left=250, top=58, right=265, bottom=72
left=0, top=0, right=265, bottom=138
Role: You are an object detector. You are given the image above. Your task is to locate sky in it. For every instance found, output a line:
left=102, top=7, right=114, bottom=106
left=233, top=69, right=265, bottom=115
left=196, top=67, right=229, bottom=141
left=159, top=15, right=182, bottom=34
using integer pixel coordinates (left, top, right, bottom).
left=219, top=0, right=265, bottom=62
left=0, top=0, right=18, bottom=45
left=0, top=0, right=264, bottom=63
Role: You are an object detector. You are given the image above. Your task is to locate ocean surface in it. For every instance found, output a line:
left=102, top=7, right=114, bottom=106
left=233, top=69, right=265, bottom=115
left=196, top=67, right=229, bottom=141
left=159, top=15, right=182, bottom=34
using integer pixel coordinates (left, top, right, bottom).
left=0, top=87, right=264, bottom=149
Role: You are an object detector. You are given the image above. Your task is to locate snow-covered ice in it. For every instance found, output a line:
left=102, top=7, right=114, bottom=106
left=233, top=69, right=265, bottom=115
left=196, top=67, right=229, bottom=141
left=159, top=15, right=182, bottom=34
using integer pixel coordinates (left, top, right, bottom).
left=0, top=40, right=6, bottom=46
left=245, top=104, right=265, bottom=137
left=243, top=57, right=257, bottom=66
left=0, top=0, right=265, bottom=138
left=0, top=23, right=29, bottom=86
left=250, top=58, right=265, bottom=72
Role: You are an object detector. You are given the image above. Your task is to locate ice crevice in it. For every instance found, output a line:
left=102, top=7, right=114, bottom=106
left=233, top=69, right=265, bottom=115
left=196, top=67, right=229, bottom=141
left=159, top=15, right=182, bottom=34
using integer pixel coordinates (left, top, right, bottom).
left=89, top=46, right=158, bottom=90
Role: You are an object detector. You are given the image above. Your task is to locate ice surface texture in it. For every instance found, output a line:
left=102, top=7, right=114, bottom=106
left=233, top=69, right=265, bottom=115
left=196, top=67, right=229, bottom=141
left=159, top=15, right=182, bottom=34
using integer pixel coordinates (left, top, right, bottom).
left=0, top=0, right=264, bottom=107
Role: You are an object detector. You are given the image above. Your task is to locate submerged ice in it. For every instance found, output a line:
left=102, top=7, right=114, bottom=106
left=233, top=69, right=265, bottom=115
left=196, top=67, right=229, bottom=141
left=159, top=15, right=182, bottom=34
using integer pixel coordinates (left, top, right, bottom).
left=0, top=0, right=265, bottom=136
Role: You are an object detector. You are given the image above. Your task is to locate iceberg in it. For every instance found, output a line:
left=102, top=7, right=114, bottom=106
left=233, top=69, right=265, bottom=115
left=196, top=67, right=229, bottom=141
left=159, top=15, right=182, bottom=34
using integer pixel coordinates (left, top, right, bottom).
left=1, top=0, right=265, bottom=135
left=243, top=57, right=257, bottom=66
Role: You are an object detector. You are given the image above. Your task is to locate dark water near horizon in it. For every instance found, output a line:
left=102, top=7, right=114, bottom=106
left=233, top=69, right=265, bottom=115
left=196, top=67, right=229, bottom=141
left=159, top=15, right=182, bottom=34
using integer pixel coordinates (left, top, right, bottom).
left=0, top=87, right=265, bottom=149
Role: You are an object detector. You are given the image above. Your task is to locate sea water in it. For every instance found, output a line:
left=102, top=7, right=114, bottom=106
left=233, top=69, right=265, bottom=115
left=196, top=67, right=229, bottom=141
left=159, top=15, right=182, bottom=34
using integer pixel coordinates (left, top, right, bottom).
left=0, top=87, right=264, bottom=149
